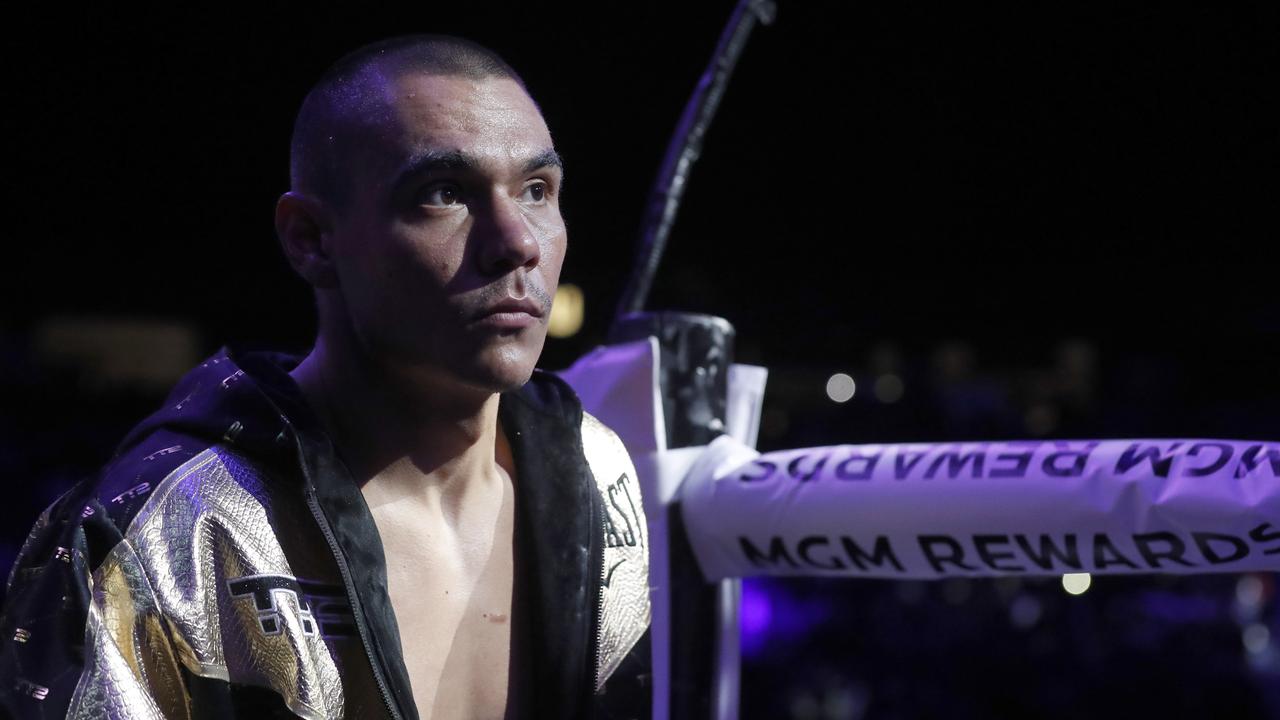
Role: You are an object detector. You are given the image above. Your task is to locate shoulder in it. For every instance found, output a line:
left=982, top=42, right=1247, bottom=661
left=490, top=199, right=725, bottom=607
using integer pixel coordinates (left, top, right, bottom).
left=16, top=430, right=280, bottom=590
left=579, top=410, right=628, bottom=453
left=579, top=410, right=638, bottom=499
left=512, top=370, right=643, bottom=516
left=85, top=421, right=287, bottom=545
left=3, top=430, right=211, bottom=591
left=580, top=412, right=652, bottom=696
left=0, top=438, right=243, bottom=716
left=513, top=370, right=634, bottom=458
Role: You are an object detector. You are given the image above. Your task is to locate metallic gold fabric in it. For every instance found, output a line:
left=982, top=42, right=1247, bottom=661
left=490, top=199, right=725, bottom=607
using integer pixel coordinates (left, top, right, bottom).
left=68, top=544, right=183, bottom=720
left=581, top=412, right=652, bottom=692
left=64, top=419, right=649, bottom=715
left=69, top=447, right=345, bottom=720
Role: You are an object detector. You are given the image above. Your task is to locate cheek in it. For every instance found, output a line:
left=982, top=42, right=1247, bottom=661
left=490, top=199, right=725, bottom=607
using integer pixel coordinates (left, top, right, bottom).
left=337, top=228, right=455, bottom=327
left=364, top=222, right=463, bottom=288
left=543, top=236, right=566, bottom=276
left=520, top=205, right=565, bottom=258
left=539, top=220, right=568, bottom=278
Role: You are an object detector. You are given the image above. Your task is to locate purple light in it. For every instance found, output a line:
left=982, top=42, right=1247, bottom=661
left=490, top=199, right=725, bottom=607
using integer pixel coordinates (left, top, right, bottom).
left=740, top=579, right=773, bottom=657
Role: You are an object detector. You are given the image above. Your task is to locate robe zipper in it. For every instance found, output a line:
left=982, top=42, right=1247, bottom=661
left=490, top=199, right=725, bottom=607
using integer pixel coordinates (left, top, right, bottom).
left=589, top=481, right=606, bottom=703
left=305, top=486, right=403, bottom=720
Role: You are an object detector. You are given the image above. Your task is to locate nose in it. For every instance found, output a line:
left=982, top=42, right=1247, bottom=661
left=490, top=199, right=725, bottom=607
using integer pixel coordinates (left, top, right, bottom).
left=476, top=194, right=541, bottom=277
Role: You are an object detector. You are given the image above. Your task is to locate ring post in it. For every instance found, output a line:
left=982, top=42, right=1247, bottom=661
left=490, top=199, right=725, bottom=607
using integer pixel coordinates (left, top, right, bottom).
left=610, top=312, right=737, bottom=720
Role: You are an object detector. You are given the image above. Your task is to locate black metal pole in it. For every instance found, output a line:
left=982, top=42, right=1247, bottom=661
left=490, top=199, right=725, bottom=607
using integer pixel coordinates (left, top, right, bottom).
left=611, top=0, right=776, bottom=332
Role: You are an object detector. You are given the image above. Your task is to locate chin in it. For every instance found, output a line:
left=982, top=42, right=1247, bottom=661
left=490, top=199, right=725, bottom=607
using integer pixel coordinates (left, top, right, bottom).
left=460, top=365, right=534, bottom=395
left=464, top=347, right=540, bottom=393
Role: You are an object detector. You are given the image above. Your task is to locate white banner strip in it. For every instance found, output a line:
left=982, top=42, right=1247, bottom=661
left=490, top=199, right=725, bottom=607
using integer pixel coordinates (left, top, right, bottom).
left=681, top=437, right=1280, bottom=580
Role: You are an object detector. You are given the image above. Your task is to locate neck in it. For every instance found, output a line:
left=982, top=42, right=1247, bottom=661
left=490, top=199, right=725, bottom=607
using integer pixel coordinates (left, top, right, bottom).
left=289, top=332, right=507, bottom=497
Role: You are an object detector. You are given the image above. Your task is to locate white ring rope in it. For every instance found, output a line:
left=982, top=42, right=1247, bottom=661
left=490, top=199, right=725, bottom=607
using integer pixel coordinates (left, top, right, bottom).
left=681, top=435, right=1280, bottom=580
left=562, top=340, right=1280, bottom=581
left=560, top=338, right=1278, bottom=720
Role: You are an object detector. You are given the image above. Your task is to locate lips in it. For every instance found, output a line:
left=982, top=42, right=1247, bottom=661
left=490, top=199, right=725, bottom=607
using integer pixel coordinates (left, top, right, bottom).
left=478, top=298, right=545, bottom=320
left=468, top=297, right=546, bottom=331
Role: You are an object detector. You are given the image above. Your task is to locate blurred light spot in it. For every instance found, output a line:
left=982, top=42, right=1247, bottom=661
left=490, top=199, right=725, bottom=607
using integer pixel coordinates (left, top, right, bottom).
left=1009, top=594, right=1042, bottom=629
left=34, top=316, right=202, bottom=392
left=548, top=284, right=584, bottom=338
left=739, top=580, right=772, bottom=658
left=873, top=373, right=904, bottom=403
left=1062, top=572, right=1091, bottom=595
left=1025, top=404, right=1058, bottom=436
left=934, top=342, right=975, bottom=382
left=1237, top=575, right=1265, bottom=608
left=789, top=692, right=820, bottom=720
left=824, top=685, right=866, bottom=720
left=1243, top=623, right=1271, bottom=654
left=826, top=373, right=856, bottom=403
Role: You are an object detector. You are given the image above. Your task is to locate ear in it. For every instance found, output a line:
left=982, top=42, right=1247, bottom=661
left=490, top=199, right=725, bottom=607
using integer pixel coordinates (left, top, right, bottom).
left=275, top=191, right=340, bottom=289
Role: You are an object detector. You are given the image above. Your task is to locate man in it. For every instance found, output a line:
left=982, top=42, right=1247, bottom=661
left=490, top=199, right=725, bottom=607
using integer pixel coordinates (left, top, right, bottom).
left=0, top=35, right=651, bottom=719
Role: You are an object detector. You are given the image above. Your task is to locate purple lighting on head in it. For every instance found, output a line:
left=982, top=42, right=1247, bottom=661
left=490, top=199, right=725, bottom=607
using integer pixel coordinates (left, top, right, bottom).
left=741, top=579, right=773, bottom=658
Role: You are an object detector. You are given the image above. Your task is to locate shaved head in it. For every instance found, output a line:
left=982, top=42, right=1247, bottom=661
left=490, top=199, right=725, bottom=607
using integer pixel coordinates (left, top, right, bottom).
left=289, top=34, right=529, bottom=213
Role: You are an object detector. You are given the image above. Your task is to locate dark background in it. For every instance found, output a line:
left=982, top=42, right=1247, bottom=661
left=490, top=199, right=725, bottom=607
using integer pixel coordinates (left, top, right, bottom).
left=4, top=2, right=1278, bottom=718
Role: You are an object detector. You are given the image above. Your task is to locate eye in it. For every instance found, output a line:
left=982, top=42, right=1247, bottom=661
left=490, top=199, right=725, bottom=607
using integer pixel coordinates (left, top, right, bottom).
left=419, top=183, right=463, bottom=208
left=520, top=181, right=548, bottom=204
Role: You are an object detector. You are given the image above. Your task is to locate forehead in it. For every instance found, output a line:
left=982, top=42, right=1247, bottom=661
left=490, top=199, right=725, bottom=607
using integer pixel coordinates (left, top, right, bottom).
left=380, top=73, right=553, bottom=169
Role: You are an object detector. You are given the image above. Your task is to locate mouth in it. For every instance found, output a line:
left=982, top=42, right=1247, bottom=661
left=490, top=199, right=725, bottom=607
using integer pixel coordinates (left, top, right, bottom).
left=470, top=298, right=546, bottom=330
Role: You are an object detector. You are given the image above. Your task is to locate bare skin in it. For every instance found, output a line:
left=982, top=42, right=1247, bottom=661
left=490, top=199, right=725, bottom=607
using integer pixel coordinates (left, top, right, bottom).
left=278, top=72, right=566, bottom=719
left=291, top=341, right=522, bottom=719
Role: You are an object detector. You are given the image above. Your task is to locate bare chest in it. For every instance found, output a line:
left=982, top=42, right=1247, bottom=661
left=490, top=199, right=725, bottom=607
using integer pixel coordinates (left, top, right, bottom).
left=365, top=479, right=523, bottom=720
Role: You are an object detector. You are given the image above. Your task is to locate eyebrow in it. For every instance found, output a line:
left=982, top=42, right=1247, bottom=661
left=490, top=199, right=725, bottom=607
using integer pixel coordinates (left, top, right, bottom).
left=522, top=148, right=564, bottom=175
left=394, top=147, right=564, bottom=188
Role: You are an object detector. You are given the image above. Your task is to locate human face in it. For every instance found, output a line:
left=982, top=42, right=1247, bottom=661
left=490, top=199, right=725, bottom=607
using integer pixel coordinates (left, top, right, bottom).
left=329, top=73, right=566, bottom=395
